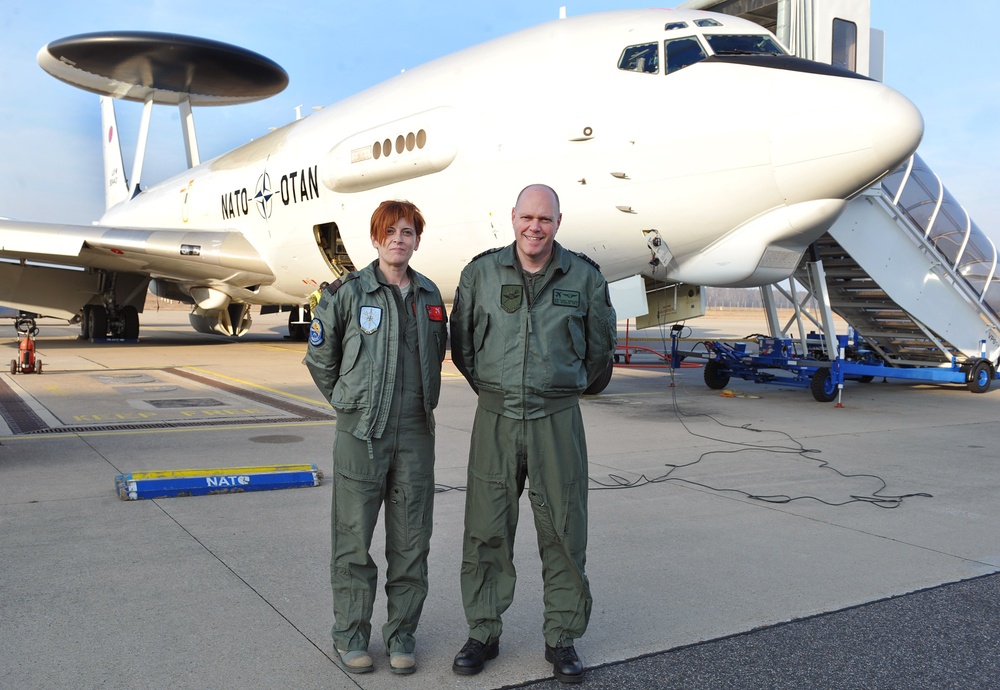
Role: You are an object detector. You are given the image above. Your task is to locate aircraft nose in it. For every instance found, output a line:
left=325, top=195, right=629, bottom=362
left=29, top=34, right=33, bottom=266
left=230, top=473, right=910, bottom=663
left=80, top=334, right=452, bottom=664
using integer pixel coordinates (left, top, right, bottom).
left=769, top=75, right=923, bottom=202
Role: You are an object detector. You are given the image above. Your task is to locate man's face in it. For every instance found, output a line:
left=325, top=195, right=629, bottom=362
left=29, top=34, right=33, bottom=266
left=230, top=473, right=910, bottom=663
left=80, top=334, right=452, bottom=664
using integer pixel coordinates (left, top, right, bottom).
left=372, top=215, right=420, bottom=269
left=512, top=187, right=561, bottom=268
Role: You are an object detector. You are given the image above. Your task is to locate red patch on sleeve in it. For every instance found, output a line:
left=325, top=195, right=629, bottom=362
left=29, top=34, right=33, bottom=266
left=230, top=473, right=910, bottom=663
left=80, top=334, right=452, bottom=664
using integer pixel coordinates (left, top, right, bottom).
left=425, top=305, right=444, bottom=321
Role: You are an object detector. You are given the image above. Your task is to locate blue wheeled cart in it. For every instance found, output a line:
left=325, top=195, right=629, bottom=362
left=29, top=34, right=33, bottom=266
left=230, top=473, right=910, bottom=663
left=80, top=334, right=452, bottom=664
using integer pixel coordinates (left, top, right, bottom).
left=683, top=331, right=999, bottom=402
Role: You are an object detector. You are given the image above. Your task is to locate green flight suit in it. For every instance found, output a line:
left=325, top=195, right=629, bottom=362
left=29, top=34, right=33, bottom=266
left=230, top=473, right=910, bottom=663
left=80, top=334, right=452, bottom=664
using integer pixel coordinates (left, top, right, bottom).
left=450, top=242, right=617, bottom=648
left=306, top=261, right=447, bottom=655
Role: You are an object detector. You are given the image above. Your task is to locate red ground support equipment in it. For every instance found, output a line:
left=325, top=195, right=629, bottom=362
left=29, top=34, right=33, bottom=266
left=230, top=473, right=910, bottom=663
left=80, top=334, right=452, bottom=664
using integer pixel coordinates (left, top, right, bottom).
left=10, top=317, right=41, bottom=375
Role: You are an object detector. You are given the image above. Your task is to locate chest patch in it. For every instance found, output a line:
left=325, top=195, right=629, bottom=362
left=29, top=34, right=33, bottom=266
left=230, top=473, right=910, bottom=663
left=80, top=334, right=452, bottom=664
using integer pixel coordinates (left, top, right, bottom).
left=359, top=306, right=382, bottom=334
left=501, top=285, right=523, bottom=313
left=552, top=289, right=580, bottom=308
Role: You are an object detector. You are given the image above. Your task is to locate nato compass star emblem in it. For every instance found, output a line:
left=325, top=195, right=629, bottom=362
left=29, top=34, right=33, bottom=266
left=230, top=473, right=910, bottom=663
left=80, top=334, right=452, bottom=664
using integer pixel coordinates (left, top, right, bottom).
left=255, top=172, right=274, bottom=219
left=359, top=306, right=382, bottom=334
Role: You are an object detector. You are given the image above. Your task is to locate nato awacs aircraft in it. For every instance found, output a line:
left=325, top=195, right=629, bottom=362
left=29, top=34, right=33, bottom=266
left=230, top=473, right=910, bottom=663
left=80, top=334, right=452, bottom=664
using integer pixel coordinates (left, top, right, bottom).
left=0, top=8, right=921, bottom=379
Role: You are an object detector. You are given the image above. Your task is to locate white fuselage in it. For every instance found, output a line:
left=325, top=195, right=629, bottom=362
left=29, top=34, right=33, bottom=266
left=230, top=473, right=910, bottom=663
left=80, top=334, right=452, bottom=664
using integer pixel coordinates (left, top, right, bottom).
left=99, top=9, right=923, bottom=306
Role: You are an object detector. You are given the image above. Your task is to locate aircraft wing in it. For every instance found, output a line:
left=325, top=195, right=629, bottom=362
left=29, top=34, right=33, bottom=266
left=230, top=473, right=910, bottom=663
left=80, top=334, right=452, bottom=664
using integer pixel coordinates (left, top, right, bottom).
left=0, top=218, right=274, bottom=319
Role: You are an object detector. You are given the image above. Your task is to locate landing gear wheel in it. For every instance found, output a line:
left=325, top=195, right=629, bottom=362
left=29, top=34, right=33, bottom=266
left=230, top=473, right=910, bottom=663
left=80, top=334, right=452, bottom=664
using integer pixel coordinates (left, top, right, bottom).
left=584, top=359, right=614, bottom=395
left=121, top=306, right=140, bottom=340
left=36, top=359, right=42, bottom=374
left=288, top=310, right=309, bottom=342
left=810, top=368, right=838, bottom=402
left=703, top=360, right=730, bottom=390
left=80, top=305, right=92, bottom=339
left=10, top=359, right=16, bottom=375
left=967, top=360, right=993, bottom=394
left=88, top=305, right=108, bottom=340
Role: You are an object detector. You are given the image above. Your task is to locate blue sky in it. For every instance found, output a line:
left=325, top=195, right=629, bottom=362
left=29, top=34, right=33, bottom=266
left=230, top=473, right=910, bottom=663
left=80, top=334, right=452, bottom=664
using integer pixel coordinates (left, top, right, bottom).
left=1, top=1, right=997, bottom=238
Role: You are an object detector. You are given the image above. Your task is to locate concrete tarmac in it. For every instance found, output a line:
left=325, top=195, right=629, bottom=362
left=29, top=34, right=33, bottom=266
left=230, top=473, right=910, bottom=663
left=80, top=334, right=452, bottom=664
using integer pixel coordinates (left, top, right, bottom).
left=2, top=310, right=998, bottom=688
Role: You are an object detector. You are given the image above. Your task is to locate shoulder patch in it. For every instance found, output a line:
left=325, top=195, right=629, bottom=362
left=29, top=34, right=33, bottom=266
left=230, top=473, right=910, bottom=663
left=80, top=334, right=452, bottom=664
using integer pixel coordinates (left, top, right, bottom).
left=470, top=246, right=505, bottom=262
left=308, top=318, right=324, bottom=346
left=573, top=251, right=601, bottom=272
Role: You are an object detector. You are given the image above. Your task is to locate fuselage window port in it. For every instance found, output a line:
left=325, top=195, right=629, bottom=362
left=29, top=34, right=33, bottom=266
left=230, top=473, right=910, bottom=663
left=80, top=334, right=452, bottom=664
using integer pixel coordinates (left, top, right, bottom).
left=372, top=130, right=429, bottom=159
left=618, top=42, right=659, bottom=74
left=665, top=36, right=707, bottom=74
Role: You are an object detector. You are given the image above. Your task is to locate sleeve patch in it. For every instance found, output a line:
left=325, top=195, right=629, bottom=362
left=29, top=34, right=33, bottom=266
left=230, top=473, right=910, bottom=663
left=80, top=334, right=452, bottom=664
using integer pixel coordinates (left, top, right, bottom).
left=426, top=305, right=445, bottom=321
left=308, top=318, right=324, bottom=346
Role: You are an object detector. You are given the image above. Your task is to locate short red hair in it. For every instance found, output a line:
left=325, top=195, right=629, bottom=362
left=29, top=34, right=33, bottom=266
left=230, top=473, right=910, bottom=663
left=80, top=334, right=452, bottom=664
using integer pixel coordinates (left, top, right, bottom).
left=370, top=200, right=425, bottom=245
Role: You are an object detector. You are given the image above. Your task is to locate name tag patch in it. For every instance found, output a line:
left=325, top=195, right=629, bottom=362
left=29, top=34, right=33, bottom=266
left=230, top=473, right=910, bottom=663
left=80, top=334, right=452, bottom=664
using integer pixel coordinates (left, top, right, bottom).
left=552, top=289, right=580, bottom=308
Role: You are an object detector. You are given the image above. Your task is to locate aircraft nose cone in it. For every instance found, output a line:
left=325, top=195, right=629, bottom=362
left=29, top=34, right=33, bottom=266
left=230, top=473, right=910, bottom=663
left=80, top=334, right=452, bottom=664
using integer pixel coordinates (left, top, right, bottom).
left=867, top=85, right=924, bottom=175
left=770, top=75, right=923, bottom=202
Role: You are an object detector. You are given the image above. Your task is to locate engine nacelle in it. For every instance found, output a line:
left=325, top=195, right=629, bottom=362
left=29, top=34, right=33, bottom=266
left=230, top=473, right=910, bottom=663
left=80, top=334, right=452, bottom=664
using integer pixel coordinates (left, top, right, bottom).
left=189, top=303, right=253, bottom=337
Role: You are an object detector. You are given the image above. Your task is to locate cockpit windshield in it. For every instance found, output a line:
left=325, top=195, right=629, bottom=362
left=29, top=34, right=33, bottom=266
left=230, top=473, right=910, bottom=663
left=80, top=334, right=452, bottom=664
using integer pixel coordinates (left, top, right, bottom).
left=618, top=32, right=786, bottom=76
left=704, top=34, right=785, bottom=56
left=618, top=42, right=659, bottom=74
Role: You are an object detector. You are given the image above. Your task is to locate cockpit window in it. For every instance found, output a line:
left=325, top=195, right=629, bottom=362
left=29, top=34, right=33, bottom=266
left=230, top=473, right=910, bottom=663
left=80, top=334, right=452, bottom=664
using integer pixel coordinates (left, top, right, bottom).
left=704, top=34, right=785, bottom=56
left=694, top=19, right=722, bottom=27
left=665, top=22, right=688, bottom=31
left=665, top=37, right=707, bottom=74
left=618, top=42, right=659, bottom=74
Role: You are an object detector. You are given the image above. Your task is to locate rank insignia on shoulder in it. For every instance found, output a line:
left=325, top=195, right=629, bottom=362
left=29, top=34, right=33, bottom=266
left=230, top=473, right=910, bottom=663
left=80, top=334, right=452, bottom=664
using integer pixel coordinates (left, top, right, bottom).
left=574, top=251, right=601, bottom=271
left=470, top=246, right=504, bottom=262
left=426, top=305, right=445, bottom=321
left=359, top=306, right=382, bottom=334
left=308, top=319, right=324, bottom=346
left=326, top=273, right=359, bottom=297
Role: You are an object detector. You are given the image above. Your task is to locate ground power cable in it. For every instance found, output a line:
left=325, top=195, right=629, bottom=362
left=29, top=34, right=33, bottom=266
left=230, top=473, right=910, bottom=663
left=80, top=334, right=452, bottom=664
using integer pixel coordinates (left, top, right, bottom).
left=587, top=335, right=932, bottom=508
left=438, top=320, right=931, bottom=507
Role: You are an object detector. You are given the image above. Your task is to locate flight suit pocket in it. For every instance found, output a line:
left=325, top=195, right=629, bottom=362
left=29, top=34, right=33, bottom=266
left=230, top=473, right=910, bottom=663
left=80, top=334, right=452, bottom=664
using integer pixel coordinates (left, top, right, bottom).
left=334, top=465, right=382, bottom=538
left=566, top=316, right=586, bottom=361
left=528, top=489, right=559, bottom=544
left=339, top=332, right=363, bottom=376
left=473, top=312, right=491, bottom=354
left=466, top=467, right=509, bottom=539
left=386, top=482, right=433, bottom=551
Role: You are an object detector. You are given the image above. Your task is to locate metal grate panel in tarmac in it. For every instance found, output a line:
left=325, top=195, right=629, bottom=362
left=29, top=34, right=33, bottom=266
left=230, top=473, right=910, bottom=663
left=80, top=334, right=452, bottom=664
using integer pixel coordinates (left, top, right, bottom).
left=0, top=368, right=334, bottom=435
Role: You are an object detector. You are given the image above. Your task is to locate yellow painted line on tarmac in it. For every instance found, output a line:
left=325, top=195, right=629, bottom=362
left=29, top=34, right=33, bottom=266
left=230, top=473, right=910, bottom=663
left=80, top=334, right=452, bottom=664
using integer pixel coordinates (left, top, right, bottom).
left=125, top=463, right=316, bottom=479
left=0, top=419, right=336, bottom=442
left=185, top=366, right=328, bottom=406
left=259, top=343, right=307, bottom=353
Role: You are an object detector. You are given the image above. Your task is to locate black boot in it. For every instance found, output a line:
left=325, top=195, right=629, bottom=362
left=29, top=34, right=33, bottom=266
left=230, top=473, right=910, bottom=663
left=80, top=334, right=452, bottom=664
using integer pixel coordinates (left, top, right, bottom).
left=545, top=644, right=584, bottom=683
left=452, top=637, right=499, bottom=675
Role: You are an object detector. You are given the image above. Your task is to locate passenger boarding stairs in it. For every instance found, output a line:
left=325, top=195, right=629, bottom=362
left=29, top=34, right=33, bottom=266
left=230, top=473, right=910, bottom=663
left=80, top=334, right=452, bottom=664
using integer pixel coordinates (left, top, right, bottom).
left=764, top=154, right=1000, bottom=369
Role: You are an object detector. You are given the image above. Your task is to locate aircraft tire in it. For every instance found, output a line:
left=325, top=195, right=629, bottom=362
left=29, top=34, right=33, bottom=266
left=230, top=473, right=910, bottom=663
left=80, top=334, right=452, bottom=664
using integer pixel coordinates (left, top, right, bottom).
left=122, top=306, right=140, bottom=340
left=80, top=306, right=92, bottom=339
left=703, top=360, right=730, bottom=390
left=288, top=310, right=309, bottom=341
left=967, top=360, right=992, bottom=394
left=36, top=359, right=42, bottom=374
left=88, top=305, right=108, bottom=340
left=810, top=368, right=838, bottom=402
left=584, top=359, right=614, bottom=395
left=10, top=359, right=16, bottom=375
